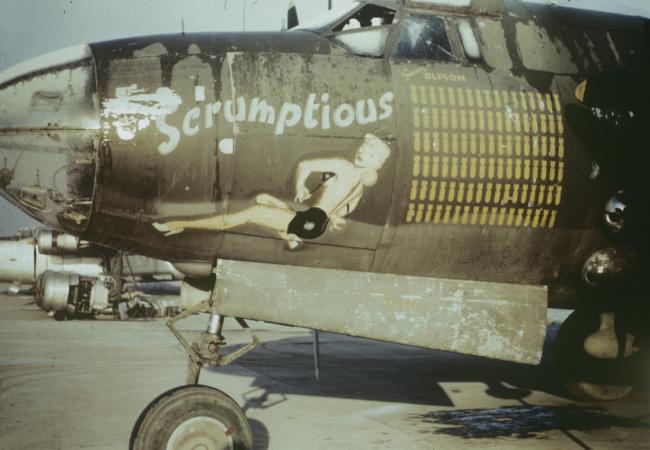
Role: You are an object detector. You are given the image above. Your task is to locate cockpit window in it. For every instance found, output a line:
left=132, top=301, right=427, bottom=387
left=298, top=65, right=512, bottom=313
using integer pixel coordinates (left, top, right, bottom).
left=393, top=15, right=453, bottom=61
left=292, top=2, right=361, bottom=31
left=457, top=19, right=481, bottom=60
left=332, top=5, right=396, bottom=31
left=331, top=5, right=397, bottom=57
left=334, top=29, right=392, bottom=57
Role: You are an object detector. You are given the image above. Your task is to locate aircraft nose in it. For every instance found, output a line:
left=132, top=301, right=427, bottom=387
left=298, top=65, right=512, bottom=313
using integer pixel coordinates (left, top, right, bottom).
left=0, top=44, right=99, bottom=232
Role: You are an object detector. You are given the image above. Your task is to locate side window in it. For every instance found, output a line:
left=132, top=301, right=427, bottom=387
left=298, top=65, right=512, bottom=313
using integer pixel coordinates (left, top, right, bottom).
left=457, top=19, right=481, bottom=61
left=331, top=5, right=396, bottom=58
left=393, top=14, right=453, bottom=61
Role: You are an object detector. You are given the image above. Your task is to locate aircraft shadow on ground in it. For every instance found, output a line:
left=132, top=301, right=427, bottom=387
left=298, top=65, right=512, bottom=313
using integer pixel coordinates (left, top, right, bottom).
left=210, top=323, right=648, bottom=406
left=206, top=323, right=649, bottom=445
left=207, top=324, right=581, bottom=408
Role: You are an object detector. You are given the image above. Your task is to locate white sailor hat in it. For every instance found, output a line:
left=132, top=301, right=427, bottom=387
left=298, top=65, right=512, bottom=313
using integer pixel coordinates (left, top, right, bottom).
left=363, top=133, right=391, bottom=159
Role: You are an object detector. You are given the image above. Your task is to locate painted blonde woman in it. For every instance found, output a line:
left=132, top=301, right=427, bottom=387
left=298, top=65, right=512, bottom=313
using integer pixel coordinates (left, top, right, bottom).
left=153, top=133, right=391, bottom=247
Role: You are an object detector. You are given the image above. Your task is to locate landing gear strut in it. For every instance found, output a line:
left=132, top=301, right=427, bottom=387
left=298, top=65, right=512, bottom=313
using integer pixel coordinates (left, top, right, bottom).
left=130, top=299, right=259, bottom=450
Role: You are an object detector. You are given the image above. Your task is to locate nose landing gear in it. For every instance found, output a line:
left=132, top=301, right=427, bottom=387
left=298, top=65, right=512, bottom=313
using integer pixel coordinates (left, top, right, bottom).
left=130, top=300, right=259, bottom=450
left=130, top=385, right=253, bottom=450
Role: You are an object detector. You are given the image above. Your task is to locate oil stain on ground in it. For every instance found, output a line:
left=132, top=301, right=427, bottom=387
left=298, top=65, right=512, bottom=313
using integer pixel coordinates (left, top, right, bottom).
left=413, top=405, right=650, bottom=439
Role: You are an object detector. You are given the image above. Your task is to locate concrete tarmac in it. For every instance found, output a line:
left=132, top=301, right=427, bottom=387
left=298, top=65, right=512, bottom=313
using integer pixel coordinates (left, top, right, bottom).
left=0, top=293, right=648, bottom=449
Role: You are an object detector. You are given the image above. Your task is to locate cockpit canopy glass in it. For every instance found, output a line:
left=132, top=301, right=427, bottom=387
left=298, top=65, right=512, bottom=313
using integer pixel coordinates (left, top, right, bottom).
left=331, top=4, right=396, bottom=31
left=393, top=15, right=453, bottom=61
left=292, top=2, right=362, bottom=32
left=293, top=2, right=397, bottom=58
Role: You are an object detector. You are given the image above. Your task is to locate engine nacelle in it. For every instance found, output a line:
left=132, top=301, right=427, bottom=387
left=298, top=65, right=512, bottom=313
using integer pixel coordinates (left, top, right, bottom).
left=36, top=230, right=86, bottom=255
left=37, top=271, right=75, bottom=314
left=37, top=270, right=114, bottom=318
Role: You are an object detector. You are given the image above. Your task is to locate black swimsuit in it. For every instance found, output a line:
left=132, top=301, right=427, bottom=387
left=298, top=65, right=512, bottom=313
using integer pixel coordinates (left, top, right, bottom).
left=287, top=207, right=329, bottom=239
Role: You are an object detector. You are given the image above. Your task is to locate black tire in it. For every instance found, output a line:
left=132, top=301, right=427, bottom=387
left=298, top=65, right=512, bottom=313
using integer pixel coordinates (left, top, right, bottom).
left=563, top=379, right=633, bottom=402
left=554, top=309, right=634, bottom=402
left=130, top=385, right=253, bottom=450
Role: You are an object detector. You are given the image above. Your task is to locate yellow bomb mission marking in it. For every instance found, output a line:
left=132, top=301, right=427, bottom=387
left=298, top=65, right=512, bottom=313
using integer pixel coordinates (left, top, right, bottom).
left=406, top=84, right=565, bottom=229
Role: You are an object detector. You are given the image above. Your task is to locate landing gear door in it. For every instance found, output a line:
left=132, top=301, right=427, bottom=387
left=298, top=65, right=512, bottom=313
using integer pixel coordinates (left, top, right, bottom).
left=219, top=51, right=396, bottom=252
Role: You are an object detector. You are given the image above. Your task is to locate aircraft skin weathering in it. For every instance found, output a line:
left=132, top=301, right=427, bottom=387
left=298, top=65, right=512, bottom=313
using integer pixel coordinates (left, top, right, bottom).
left=0, top=3, right=647, bottom=442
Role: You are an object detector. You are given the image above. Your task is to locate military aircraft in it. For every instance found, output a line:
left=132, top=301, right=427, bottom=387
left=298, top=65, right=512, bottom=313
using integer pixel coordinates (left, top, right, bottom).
left=0, top=228, right=183, bottom=319
left=0, top=0, right=648, bottom=448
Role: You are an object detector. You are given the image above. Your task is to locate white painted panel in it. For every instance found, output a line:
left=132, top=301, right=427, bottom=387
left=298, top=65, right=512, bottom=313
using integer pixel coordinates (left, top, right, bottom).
left=214, top=259, right=548, bottom=364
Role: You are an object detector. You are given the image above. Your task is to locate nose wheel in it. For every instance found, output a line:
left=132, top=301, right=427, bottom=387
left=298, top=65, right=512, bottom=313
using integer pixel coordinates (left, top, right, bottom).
left=130, top=385, right=253, bottom=450
left=131, top=299, right=259, bottom=450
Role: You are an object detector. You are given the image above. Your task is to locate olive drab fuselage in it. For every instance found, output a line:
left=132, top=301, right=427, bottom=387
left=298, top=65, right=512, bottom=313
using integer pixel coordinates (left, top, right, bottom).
left=1, top=1, right=645, bottom=309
